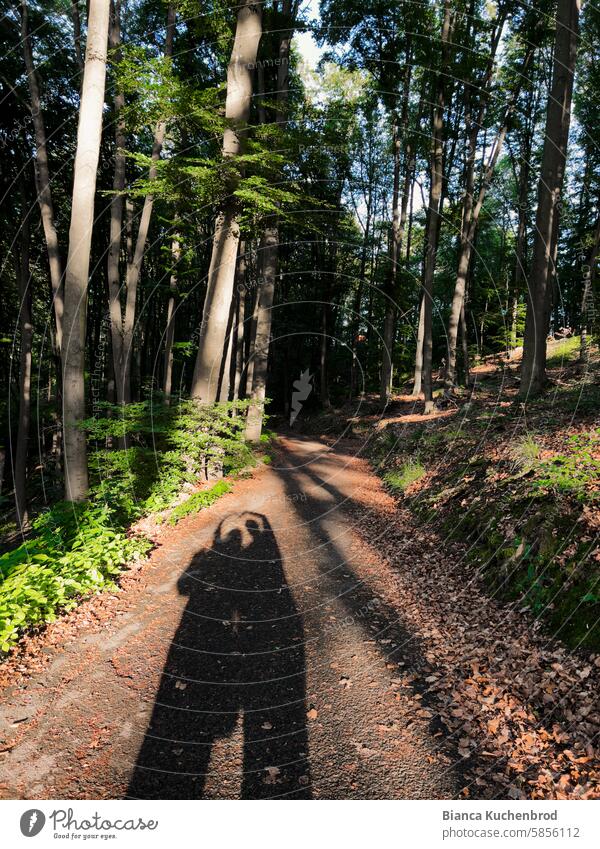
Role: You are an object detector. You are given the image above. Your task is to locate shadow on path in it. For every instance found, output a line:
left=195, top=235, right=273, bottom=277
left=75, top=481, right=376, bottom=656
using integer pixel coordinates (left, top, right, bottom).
left=128, top=512, right=311, bottom=799
left=272, top=438, right=466, bottom=792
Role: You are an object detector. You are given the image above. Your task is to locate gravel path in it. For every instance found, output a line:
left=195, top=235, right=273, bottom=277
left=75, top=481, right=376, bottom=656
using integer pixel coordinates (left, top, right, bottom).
left=0, top=435, right=462, bottom=799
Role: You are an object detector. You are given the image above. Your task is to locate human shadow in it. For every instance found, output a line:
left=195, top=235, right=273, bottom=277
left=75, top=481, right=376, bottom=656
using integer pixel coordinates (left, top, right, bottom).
left=128, top=512, right=311, bottom=799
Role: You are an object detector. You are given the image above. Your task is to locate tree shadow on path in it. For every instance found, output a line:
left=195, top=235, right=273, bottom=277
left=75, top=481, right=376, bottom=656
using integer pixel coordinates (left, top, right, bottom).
left=128, top=512, right=311, bottom=799
left=272, top=438, right=466, bottom=794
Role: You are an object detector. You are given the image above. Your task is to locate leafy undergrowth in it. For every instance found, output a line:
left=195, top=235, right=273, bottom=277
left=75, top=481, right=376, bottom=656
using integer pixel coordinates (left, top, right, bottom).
left=369, top=343, right=600, bottom=653
left=168, top=479, right=233, bottom=525
left=0, top=400, right=259, bottom=652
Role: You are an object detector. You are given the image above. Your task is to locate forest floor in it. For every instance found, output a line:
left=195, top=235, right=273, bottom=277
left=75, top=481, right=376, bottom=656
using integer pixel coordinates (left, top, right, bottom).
left=0, top=419, right=599, bottom=798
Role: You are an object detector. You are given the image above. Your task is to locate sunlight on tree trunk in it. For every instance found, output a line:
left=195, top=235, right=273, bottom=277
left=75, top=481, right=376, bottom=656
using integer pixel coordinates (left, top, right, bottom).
left=192, top=0, right=263, bottom=404
left=62, top=0, right=110, bottom=502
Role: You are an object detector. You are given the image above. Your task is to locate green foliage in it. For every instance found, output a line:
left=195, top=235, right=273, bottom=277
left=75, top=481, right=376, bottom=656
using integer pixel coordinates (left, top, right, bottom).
left=169, top=480, right=232, bottom=525
left=512, top=434, right=542, bottom=466
left=383, top=460, right=425, bottom=493
left=0, top=401, right=254, bottom=652
left=546, top=335, right=581, bottom=367
left=531, top=430, right=600, bottom=502
left=367, top=396, right=600, bottom=650
left=0, top=502, right=151, bottom=652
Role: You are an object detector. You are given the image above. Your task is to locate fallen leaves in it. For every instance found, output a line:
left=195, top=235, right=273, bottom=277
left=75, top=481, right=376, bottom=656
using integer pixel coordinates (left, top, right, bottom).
left=341, top=442, right=600, bottom=800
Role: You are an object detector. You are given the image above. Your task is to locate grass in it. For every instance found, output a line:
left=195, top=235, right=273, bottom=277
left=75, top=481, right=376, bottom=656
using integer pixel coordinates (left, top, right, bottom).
left=169, top=480, right=232, bottom=525
left=546, top=335, right=581, bottom=367
left=512, top=434, right=542, bottom=466
left=383, top=460, right=425, bottom=493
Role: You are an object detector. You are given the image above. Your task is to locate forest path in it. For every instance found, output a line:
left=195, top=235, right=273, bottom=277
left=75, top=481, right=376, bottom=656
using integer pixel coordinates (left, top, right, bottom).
left=0, top=435, right=462, bottom=799
left=3, top=434, right=597, bottom=799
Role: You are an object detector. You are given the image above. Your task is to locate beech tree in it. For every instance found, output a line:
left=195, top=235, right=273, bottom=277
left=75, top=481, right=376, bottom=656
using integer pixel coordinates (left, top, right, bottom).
left=61, top=0, right=111, bottom=501
left=246, top=0, right=296, bottom=442
left=191, top=0, right=263, bottom=404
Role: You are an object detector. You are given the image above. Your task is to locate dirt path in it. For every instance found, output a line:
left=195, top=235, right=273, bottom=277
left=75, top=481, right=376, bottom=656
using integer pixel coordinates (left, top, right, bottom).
left=0, top=435, right=598, bottom=799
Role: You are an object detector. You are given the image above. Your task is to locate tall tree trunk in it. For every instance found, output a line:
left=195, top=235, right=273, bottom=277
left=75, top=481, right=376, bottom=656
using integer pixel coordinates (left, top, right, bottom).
left=509, top=129, right=532, bottom=354
left=460, top=299, right=470, bottom=386
left=350, top=202, right=372, bottom=398
left=445, top=37, right=533, bottom=388
left=163, top=236, right=180, bottom=403
left=412, top=293, right=425, bottom=396
left=71, top=0, right=84, bottom=74
left=319, top=296, right=331, bottom=409
left=21, top=0, right=64, bottom=352
left=116, top=5, right=175, bottom=404
left=246, top=226, right=277, bottom=440
left=246, top=0, right=294, bottom=440
left=380, top=61, right=412, bottom=407
left=61, top=0, right=110, bottom=502
left=107, top=0, right=127, bottom=403
left=421, top=0, right=452, bottom=414
left=15, top=208, right=32, bottom=528
left=218, top=296, right=236, bottom=402
left=245, top=276, right=261, bottom=398
left=520, top=0, right=580, bottom=397
left=192, top=0, right=263, bottom=404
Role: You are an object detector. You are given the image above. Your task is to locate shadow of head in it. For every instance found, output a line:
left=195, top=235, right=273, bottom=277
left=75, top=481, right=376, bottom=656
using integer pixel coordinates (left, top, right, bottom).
left=128, top=508, right=311, bottom=799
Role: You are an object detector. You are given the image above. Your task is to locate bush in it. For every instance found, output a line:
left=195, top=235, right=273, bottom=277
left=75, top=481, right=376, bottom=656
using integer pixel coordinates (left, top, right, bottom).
left=0, top=399, right=255, bottom=651
left=0, top=502, right=151, bottom=651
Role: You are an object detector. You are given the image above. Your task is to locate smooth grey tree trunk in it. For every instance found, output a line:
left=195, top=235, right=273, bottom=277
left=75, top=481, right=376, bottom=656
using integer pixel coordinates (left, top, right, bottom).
left=412, top=293, right=425, bottom=397
left=520, top=0, right=580, bottom=397
left=192, top=0, right=263, bottom=404
left=61, top=0, right=110, bottom=502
